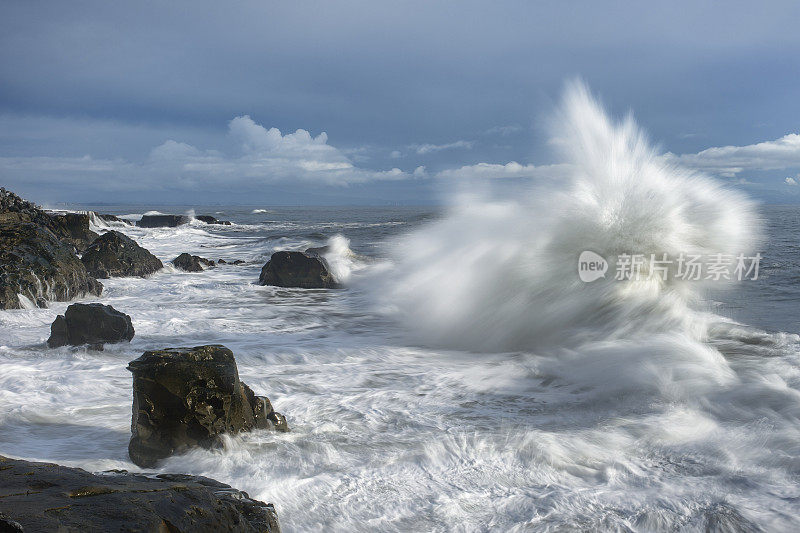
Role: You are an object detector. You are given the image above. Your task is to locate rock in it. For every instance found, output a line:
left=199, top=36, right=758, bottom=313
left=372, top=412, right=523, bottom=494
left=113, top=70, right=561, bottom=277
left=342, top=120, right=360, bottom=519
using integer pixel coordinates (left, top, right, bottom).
left=172, top=253, right=215, bottom=272
left=196, top=215, right=231, bottom=225
left=0, top=189, right=103, bottom=309
left=46, top=212, right=99, bottom=253
left=93, top=212, right=133, bottom=226
left=47, top=303, right=134, bottom=349
left=233, top=259, right=245, bottom=265
left=258, top=251, right=339, bottom=289
left=127, top=345, right=288, bottom=467
left=81, top=231, right=163, bottom=278
left=0, top=455, right=280, bottom=532
left=136, top=214, right=190, bottom=228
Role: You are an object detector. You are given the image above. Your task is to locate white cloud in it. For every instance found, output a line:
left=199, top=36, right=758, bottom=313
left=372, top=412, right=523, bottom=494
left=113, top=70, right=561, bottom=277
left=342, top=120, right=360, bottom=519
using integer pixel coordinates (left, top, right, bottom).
left=413, top=140, right=474, bottom=155
left=664, top=133, right=800, bottom=177
left=434, top=161, right=571, bottom=181
left=786, top=177, right=797, bottom=185
left=485, top=125, right=522, bottom=136
left=390, top=150, right=402, bottom=159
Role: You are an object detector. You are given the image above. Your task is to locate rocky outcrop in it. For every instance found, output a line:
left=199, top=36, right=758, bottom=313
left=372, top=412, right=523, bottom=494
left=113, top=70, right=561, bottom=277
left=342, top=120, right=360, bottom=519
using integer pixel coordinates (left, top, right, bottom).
left=0, top=189, right=103, bottom=309
left=92, top=212, right=133, bottom=226
left=47, top=303, right=134, bottom=349
left=173, top=253, right=215, bottom=272
left=218, top=259, right=246, bottom=265
left=47, top=212, right=99, bottom=253
left=81, top=231, right=163, bottom=278
left=258, top=251, right=339, bottom=289
left=0, top=455, right=280, bottom=532
left=196, top=215, right=231, bottom=225
left=127, top=345, right=288, bottom=467
left=137, top=214, right=190, bottom=228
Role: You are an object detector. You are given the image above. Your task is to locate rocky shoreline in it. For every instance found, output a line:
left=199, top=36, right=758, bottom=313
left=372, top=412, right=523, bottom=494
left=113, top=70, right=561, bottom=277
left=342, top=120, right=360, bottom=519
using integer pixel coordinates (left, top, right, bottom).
left=0, top=188, right=344, bottom=531
left=0, top=455, right=280, bottom=532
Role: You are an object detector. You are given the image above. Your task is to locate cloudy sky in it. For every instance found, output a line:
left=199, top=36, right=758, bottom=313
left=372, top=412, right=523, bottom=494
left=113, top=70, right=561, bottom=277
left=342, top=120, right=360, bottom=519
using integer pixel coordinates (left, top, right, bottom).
left=1, top=1, right=799, bottom=205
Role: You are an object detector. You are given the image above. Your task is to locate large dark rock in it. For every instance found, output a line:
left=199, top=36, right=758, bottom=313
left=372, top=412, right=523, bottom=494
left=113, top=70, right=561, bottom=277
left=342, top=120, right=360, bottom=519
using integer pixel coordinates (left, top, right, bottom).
left=81, top=231, right=163, bottom=278
left=137, top=214, right=190, bottom=228
left=173, top=253, right=215, bottom=272
left=127, top=345, right=288, bottom=467
left=258, top=251, right=339, bottom=289
left=0, top=189, right=103, bottom=309
left=0, top=455, right=280, bottom=532
left=196, top=215, right=231, bottom=225
left=47, top=212, right=99, bottom=253
left=47, top=303, right=134, bottom=349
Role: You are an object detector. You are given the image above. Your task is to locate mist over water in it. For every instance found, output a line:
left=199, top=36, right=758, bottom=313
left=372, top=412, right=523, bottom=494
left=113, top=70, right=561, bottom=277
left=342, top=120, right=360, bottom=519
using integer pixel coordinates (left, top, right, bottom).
left=1, top=85, right=799, bottom=531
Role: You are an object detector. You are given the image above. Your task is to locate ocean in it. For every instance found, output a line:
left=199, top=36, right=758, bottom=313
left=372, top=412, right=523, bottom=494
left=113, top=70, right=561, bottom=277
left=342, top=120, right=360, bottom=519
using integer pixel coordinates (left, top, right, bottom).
left=1, top=87, right=799, bottom=532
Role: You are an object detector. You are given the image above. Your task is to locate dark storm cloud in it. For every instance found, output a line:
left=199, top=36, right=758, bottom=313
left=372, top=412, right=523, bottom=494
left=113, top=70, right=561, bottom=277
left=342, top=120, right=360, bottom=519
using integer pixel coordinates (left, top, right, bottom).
left=1, top=0, right=800, bottom=203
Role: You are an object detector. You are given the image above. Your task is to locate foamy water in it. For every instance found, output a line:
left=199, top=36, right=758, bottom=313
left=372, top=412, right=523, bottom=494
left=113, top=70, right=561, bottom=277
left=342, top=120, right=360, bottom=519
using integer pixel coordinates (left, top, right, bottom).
left=1, top=85, right=799, bottom=531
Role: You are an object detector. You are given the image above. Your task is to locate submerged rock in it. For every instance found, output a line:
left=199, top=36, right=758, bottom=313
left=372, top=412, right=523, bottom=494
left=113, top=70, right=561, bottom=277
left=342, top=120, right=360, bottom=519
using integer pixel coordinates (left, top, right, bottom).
left=0, top=189, right=103, bottom=309
left=173, top=253, right=215, bottom=272
left=0, top=455, right=280, bottom=532
left=81, top=231, right=163, bottom=278
left=258, top=250, right=339, bottom=289
left=136, top=214, right=190, bottom=227
left=196, top=215, right=231, bottom=225
left=47, top=212, right=99, bottom=253
left=127, top=345, right=288, bottom=467
left=47, top=303, right=134, bottom=349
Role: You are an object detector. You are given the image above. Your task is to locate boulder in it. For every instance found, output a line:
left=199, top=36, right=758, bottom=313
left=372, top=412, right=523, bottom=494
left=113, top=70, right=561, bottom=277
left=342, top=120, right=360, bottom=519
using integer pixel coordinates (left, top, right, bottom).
left=196, top=215, right=231, bottom=225
left=173, top=253, right=215, bottom=272
left=127, top=345, right=288, bottom=467
left=0, top=189, right=103, bottom=309
left=47, top=303, right=134, bottom=349
left=0, top=455, right=280, bottom=532
left=81, top=231, right=163, bottom=278
left=258, top=251, right=339, bottom=289
left=136, top=214, right=190, bottom=227
left=47, top=212, right=99, bottom=253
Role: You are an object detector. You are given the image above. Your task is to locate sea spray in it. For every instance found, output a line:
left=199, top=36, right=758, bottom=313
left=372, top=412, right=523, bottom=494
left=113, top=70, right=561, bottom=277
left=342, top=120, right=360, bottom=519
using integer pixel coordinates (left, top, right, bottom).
left=375, top=81, right=761, bottom=356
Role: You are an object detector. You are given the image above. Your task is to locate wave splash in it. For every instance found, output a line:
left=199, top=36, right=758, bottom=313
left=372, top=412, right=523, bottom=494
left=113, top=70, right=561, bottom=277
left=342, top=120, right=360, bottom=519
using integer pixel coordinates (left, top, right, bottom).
left=378, top=82, right=759, bottom=364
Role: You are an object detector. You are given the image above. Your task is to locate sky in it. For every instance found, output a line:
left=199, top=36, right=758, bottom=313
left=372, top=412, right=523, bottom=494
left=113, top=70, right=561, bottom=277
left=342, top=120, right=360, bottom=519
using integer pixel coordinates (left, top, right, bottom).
left=1, top=1, right=800, bottom=205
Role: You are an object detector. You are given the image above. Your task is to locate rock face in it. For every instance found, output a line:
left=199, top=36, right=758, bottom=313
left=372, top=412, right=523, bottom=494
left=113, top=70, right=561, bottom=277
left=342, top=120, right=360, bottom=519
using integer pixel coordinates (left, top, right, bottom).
left=0, top=455, right=281, bottom=532
left=173, top=253, right=215, bottom=272
left=258, top=251, right=339, bottom=289
left=0, top=189, right=103, bottom=309
left=196, top=215, right=231, bottom=225
left=137, top=214, right=190, bottom=228
left=47, top=303, right=134, bottom=349
left=127, top=345, right=288, bottom=467
left=81, top=231, right=163, bottom=278
left=47, top=212, right=99, bottom=253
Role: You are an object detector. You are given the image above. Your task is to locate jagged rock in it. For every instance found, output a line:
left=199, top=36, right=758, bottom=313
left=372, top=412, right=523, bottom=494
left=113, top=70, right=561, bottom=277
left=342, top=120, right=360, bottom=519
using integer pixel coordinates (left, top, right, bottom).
left=47, top=212, right=99, bottom=253
left=0, top=455, right=280, bottom=532
left=196, top=215, right=231, bottom=225
left=218, top=259, right=246, bottom=265
left=258, top=251, right=339, bottom=289
left=127, top=345, right=288, bottom=467
left=173, top=253, right=215, bottom=272
left=81, top=231, right=163, bottom=278
left=0, top=189, right=103, bottom=309
left=136, top=214, right=190, bottom=228
left=47, top=303, right=134, bottom=349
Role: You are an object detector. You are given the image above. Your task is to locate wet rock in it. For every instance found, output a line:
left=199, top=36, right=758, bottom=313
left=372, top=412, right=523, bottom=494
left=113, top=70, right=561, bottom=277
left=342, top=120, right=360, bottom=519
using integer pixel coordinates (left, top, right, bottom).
left=172, top=253, right=215, bottom=272
left=258, top=250, right=339, bottom=289
left=47, top=212, right=99, bottom=253
left=196, top=215, right=231, bottom=225
left=218, top=259, right=245, bottom=265
left=0, top=189, right=103, bottom=309
left=81, top=231, right=163, bottom=278
left=0, top=455, right=280, bottom=532
left=127, top=345, right=288, bottom=467
left=47, top=303, right=134, bottom=349
left=93, top=212, right=133, bottom=226
left=136, top=214, right=190, bottom=228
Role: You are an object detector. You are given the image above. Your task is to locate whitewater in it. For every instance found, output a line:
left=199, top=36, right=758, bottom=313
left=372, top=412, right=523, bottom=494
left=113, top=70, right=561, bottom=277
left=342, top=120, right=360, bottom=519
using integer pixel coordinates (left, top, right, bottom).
left=1, top=84, right=799, bottom=531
